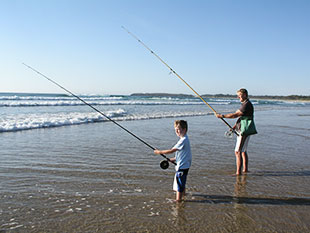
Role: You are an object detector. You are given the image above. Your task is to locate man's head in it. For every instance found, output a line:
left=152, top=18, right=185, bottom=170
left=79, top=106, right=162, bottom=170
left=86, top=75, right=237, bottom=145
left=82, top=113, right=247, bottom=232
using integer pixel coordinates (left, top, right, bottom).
left=237, top=88, right=248, bottom=102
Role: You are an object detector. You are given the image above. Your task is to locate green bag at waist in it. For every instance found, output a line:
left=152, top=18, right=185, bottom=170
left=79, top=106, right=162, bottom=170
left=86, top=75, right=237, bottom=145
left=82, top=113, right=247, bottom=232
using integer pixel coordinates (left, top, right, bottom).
left=240, top=116, right=257, bottom=136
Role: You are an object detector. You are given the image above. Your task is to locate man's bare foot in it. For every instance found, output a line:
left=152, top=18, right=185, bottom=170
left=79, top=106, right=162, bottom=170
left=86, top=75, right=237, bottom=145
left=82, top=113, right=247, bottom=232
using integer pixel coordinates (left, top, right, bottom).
left=232, top=173, right=241, bottom=176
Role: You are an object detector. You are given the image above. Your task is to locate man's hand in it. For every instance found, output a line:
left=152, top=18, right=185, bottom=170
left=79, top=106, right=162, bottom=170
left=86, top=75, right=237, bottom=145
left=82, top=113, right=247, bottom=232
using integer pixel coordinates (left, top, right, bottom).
left=154, top=149, right=161, bottom=154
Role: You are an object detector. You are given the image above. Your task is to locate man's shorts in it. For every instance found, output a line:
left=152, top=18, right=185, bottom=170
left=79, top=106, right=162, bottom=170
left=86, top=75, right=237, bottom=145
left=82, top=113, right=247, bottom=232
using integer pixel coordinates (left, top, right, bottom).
left=235, top=135, right=250, bottom=152
left=173, top=168, right=189, bottom=192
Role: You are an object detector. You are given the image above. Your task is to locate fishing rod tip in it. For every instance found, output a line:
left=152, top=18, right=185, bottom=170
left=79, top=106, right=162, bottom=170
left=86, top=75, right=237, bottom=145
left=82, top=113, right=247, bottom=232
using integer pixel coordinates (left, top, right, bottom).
left=22, top=63, right=30, bottom=68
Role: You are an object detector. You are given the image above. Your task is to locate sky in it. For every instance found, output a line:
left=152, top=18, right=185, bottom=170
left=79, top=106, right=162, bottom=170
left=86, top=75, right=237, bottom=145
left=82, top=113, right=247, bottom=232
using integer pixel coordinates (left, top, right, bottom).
left=1, top=0, right=309, bottom=96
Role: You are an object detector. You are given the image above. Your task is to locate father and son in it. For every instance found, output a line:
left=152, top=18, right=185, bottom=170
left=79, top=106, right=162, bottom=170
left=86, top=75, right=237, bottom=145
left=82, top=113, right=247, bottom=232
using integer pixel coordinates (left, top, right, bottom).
left=154, top=88, right=257, bottom=202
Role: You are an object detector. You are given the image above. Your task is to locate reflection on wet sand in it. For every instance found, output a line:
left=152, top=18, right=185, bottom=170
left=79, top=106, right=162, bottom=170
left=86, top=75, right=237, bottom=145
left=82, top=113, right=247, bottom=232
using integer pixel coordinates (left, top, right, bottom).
left=171, top=202, right=186, bottom=225
left=188, top=173, right=310, bottom=206
left=188, top=194, right=310, bottom=205
left=233, top=175, right=253, bottom=232
left=234, top=175, right=247, bottom=198
left=250, top=170, right=310, bottom=177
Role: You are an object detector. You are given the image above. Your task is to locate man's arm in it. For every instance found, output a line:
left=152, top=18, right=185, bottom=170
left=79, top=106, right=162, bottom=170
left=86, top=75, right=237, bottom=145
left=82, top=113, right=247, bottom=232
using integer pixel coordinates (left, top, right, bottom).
left=216, top=110, right=243, bottom=119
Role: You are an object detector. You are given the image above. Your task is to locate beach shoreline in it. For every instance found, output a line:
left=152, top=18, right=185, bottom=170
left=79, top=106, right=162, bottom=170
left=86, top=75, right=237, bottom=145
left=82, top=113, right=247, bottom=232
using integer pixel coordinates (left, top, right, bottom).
left=1, top=93, right=310, bottom=232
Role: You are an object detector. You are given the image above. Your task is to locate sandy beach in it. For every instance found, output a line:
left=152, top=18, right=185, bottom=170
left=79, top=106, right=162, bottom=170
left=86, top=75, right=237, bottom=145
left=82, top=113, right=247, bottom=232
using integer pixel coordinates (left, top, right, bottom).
left=1, top=96, right=310, bottom=232
left=2, top=0, right=309, bottom=231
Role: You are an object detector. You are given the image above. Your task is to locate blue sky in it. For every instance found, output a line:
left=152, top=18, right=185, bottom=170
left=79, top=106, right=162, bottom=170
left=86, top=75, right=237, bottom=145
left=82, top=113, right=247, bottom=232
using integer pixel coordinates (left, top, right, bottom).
left=1, top=0, right=309, bottom=95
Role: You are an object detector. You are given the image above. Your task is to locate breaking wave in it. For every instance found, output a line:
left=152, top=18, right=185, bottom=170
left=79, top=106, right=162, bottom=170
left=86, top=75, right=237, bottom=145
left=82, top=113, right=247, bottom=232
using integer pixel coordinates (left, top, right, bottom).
left=0, top=109, right=212, bottom=133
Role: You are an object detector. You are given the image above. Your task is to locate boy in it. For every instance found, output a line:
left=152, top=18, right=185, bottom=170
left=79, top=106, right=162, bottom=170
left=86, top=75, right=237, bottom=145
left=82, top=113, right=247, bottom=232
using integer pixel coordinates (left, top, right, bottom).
left=154, top=120, right=192, bottom=202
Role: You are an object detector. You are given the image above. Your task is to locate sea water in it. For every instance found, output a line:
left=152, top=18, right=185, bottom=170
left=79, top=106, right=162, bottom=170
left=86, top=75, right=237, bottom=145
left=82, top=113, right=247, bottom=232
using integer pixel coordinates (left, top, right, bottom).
left=1, top=93, right=310, bottom=232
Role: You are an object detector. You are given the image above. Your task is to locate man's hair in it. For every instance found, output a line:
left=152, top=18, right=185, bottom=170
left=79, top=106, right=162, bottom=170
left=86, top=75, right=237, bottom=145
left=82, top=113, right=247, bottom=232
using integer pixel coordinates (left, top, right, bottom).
left=237, top=88, right=248, bottom=97
left=174, top=120, right=188, bottom=132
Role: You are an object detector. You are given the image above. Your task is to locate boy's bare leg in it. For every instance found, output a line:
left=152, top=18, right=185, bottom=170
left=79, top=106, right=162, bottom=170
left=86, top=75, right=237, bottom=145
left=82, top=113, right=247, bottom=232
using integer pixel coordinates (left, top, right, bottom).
left=176, top=190, right=186, bottom=202
left=176, top=191, right=182, bottom=202
left=242, top=152, right=249, bottom=173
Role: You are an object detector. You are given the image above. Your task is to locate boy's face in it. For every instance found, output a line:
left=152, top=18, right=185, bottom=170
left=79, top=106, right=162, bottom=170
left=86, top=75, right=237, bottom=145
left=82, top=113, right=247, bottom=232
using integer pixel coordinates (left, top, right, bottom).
left=175, top=125, right=186, bottom=137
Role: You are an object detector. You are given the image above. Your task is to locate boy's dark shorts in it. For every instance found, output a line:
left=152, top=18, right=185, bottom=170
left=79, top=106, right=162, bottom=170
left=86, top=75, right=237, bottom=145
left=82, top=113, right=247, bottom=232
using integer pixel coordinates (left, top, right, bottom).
left=174, top=168, right=189, bottom=192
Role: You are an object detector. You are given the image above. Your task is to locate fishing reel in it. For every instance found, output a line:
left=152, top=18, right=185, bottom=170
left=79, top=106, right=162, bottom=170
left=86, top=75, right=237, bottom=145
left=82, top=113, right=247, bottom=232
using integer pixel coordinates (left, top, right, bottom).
left=160, top=160, right=169, bottom=170
left=224, top=130, right=233, bottom=138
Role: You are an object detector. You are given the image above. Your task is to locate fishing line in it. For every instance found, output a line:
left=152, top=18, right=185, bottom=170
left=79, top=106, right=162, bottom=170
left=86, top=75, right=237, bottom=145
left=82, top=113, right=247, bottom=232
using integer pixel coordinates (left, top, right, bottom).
left=23, top=63, right=176, bottom=168
left=122, top=26, right=239, bottom=136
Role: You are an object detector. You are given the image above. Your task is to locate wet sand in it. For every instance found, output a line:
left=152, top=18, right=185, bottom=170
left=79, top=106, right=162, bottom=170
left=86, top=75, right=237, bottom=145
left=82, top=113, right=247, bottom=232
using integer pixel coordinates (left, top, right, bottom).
left=1, top=108, right=310, bottom=232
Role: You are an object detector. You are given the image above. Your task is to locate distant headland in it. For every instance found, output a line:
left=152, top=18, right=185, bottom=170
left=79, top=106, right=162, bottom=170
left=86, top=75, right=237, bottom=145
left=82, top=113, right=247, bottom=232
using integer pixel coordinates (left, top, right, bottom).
left=131, top=93, right=310, bottom=101
left=1, top=92, right=309, bottom=101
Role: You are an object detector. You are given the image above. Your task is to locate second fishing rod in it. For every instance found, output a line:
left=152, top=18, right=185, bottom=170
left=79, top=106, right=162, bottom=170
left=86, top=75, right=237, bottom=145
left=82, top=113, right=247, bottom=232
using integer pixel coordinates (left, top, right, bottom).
left=122, top=26, right=239, bottom=136
left=23, top=63, right=176, bottom=170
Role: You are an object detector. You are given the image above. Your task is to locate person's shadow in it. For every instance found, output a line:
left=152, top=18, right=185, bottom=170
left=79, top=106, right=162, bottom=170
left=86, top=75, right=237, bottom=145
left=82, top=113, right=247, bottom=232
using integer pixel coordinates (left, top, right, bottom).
left=188, top=174, right=310, bottom=206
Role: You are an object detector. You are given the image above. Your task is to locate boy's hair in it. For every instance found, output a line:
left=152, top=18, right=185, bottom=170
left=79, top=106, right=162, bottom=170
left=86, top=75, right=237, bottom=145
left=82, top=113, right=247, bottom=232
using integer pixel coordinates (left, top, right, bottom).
left=237, top=88, right=248, bottom=97
left=174, top=120, right=188, bottom=132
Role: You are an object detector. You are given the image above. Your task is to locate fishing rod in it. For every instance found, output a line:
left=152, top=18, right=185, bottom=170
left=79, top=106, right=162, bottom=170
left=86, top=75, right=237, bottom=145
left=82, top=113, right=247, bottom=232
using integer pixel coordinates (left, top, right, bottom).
left=122, top=26, right=239, bottom=136
left=23, top=63, right=176, bottom=169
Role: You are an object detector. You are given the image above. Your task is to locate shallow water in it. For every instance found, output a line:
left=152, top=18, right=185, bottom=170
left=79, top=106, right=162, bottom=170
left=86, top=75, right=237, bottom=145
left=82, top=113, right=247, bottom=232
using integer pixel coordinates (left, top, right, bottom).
left=1, top=103, right=310, bottom=232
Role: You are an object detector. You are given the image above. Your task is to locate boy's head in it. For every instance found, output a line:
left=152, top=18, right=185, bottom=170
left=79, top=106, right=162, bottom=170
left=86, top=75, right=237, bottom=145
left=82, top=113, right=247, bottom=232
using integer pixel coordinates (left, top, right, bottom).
left=174, top=120, right=188, bottom=136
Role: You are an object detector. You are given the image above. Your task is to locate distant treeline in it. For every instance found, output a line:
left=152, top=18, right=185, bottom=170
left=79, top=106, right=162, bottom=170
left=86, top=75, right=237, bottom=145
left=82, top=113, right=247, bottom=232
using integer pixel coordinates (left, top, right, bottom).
left=131, top=93, right=310, bottom=101
left=202, top=94, right=310, bottom=101
left=131, top=93, right=193, bottom=98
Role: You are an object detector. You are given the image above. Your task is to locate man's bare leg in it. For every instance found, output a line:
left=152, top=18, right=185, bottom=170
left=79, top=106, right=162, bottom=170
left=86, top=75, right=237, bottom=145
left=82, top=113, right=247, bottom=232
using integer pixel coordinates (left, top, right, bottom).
left=235, top=151, right=242, bottom=175
left=242, top=152, right=249, bottom=173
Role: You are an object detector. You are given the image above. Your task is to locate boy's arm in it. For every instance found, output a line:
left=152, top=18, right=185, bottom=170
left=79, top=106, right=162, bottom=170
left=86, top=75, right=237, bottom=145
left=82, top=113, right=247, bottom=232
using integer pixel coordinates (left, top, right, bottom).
left=154, top=148, right=178, bottom=155
left=169, top=157, right=176, bottom=162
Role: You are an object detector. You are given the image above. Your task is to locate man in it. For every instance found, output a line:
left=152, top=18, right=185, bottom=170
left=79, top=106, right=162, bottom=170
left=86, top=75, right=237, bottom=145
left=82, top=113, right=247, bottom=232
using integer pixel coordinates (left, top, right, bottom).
left=216, top=88, right=257, bottom=175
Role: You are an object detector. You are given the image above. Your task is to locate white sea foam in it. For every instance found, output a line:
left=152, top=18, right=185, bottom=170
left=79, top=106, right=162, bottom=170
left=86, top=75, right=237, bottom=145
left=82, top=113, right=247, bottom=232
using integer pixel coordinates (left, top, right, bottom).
left=0, top=109, right=126, bottom=132
left=0, top=100, right=234, bottom=107
left=0, top=95, right=123, bottom=101
left=0, top=100, right=207, bottom=107
left=0, top=109, right=211, bottom=132
left=0, top=93, right=237, bottom=107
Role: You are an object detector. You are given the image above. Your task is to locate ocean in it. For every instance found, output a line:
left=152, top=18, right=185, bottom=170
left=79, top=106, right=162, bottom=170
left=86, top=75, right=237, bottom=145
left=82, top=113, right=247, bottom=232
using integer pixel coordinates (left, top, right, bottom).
left=1, top=92, right=310, bottom=232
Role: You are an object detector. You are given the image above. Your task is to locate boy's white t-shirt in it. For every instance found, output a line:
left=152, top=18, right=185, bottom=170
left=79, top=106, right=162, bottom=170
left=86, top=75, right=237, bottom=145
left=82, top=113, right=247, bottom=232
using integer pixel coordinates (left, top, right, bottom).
left=172, top=134, right=192, bottom=171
